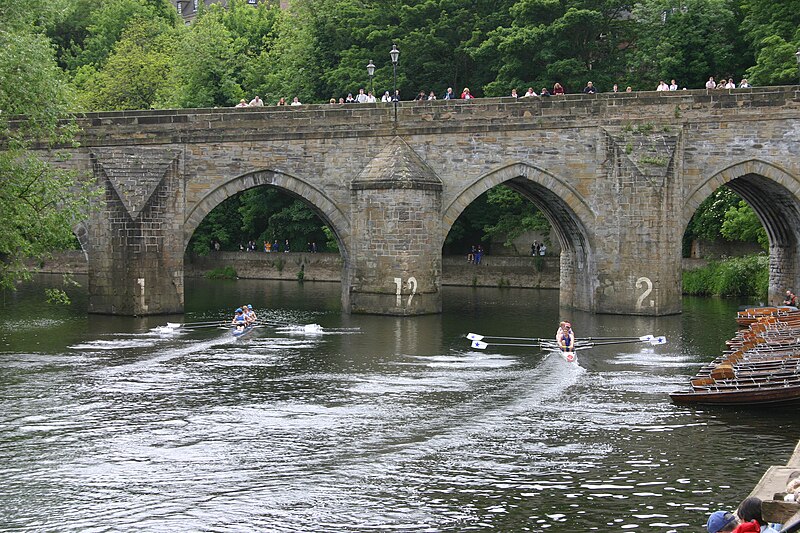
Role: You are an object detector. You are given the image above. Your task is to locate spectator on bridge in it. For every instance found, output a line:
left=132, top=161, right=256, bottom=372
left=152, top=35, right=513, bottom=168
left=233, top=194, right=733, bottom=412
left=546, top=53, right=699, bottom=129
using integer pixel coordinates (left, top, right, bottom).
left=366, top=91, right=377, bottom=103
left=291, top=97, right=302, bottom=106
left=329, top=98, right=337, bottom=104
left=583, top=81, right=598, bottom=94
left=461, top=87, right=473, bottom=99
left=276, top=97, right=287, bottom=106
left=523, top=87, right=538, bottom=98
left=391, top=90, right=401, bottom=102
left=612, top=84, right=619, bottom=93
left=739, top=78, right=751, bottom=88
left=428, top=91, right=437, bottom=100
left=553, top=82, right=565, bottom=95
left=725, top=78, right=736, bottom=89
left=443, top=87, right=455, bottom=99
left=626, top=86, right=633, bottom=92
left=235, top=99, right=248, bottom=108
left=656, top=80, right=669, bottom=91
left=338, top=97, right=345, bottom=104
left=540, top=87, right=551, bottom=96
left=510, top=88, right=518, bottom=98
left=706, top=510, right=738, bottom=533
left=414, top=90, right=427, bottom=101
left=706, top=77, right=717, bottom=89
left=249, top=96, right=264, bottom=107
left=670, top=79, right=678, bottom=91
left=381, top=91, right=392, bottom=102
left=356, top=88, right=368, bottom=103
left=345, top=93, right=355, bottom=103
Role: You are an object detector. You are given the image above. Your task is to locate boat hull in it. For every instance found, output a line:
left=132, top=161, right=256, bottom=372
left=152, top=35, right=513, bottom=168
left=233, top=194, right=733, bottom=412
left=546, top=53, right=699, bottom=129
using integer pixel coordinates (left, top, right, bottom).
left=232, top=324, right=255, bottom=338
left=670, top=385, right=800, bottom=406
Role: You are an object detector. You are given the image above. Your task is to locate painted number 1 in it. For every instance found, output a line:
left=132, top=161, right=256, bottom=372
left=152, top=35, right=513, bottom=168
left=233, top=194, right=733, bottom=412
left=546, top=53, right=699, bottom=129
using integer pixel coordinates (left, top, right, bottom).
left=635, top=276, right=654, bottom=310
left=394, top=277, right=418, bottom=308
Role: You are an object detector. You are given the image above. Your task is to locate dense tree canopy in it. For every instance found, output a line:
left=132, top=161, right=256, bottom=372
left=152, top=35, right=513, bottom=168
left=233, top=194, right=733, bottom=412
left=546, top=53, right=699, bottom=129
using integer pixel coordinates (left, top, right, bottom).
left=3, top=0, right=792, bottom=278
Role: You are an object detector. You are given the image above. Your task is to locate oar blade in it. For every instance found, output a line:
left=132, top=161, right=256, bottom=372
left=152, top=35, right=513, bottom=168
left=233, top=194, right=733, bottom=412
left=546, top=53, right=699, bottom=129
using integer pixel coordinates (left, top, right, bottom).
left=471, top=340, right=488, bottom=350
left=639, top=335, right=654, bottom=341
left=466, top=333, right=484, bottom=341
left=650, top=336, right=667, bottom=345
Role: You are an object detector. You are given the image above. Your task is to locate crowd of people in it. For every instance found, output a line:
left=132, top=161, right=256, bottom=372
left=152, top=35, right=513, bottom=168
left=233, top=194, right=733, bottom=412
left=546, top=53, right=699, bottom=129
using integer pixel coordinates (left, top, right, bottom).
left=229, top=239, right=321, bottom=253
left=232, top=75, right=757, bottom=108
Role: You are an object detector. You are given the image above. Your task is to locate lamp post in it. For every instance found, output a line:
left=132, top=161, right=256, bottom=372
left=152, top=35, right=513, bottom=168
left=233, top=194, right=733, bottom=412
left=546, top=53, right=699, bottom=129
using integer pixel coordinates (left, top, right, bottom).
left=390, top=44, right=399, bottom=123
left=796, top=49, right=800, bottom=85
left=366, top=60, right=375, bottom=97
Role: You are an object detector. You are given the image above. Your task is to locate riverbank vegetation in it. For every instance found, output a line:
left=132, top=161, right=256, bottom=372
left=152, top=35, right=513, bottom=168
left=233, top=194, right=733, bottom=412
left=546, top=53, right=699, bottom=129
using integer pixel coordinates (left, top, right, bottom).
left=683, top=255, right=769, bottom=300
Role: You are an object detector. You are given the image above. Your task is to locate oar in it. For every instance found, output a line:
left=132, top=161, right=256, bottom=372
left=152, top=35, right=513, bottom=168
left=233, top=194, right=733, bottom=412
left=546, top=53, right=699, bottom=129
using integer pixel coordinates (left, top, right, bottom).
left=581, top=335, right=655, bottom=342
left=168, top=322, right=226, bottom=329
left=168, top=320, right=227, bottom=327
left=467, top=333, right=550, bottom=343
left=576, top=336, right=667, bottom=347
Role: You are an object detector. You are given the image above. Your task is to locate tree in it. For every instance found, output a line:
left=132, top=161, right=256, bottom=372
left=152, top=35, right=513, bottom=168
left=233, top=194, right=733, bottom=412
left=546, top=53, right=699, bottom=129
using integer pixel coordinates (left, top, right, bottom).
left=475, top=0, right=632, bottom=96
left=167, top=16, right=243, bottom=108
left=0, top=6, right=94, bottom=294
left=627, top=0, right=745, bottom=90
left=721, top=201, right=769, bottom=250
left=76, top=17, right=179, bottom=111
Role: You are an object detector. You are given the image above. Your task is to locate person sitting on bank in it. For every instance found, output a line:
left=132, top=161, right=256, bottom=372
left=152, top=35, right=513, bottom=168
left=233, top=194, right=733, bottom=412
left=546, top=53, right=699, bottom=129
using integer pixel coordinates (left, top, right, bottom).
left=706, top=510, right=738, bottom=533
left=555, top=321, right=575, bottom=352
left=783, top=289, right=797, bottom=306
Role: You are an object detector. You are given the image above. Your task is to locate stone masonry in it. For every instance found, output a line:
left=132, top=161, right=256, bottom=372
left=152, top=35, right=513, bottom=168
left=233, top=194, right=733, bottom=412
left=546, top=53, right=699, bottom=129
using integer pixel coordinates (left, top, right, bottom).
left=33, top=86, right=800, bottom=315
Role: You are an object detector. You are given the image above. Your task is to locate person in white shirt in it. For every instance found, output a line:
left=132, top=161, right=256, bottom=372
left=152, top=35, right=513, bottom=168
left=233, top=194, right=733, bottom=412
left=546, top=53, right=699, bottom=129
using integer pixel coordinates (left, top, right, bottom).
left=356, top=88, right=368, bottom=103
left=290, top=97, right=302, bottom=106
left=523, top=87, right=537, bottom=98
left=656, top=81, right=669, bottom=91
left=248, top=96, right=264, bottom=106
left=365, top=91, right=377, bottom=103
left=705, top=77, right=716, bottom=89
left=381, top=91, right=391, bottom=102
left=669, top=79, right=678, bottom=91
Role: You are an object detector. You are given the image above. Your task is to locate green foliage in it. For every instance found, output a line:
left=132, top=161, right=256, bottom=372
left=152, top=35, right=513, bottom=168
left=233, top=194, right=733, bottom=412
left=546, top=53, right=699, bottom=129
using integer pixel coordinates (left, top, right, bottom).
left=627, top=0, right=746, bottom=90
left=721, top=201, right=769, bottom=250
left=746, top=35, right=800, bottom=86
left=0, top=5, right=94, bottom=292
left=168, top=15, right=243, bottom=107
left=685, top=188, right=741, bottom=243
left=206, top=266, right=238, bottom=280
left=75, top=17, right=179, bottom=111
left=682, top=255, right=768, bottom=299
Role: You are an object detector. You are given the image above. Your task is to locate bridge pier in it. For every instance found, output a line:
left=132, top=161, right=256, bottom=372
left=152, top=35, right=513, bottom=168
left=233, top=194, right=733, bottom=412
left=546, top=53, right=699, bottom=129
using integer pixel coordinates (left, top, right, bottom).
left=87, top=148, right=184, bottom=315
left=347, top=139, right=443, bottom=315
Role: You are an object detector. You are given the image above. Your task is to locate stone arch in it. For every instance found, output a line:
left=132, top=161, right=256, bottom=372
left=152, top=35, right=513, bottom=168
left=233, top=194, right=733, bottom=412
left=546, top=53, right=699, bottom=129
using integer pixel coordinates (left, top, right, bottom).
left=683, top=159, right=800, bottom=303
left=183, top=169, right=352, bottom=259
left=442, top=162, right=595, bottom=252
left=441, top=161, right=597, bottom=310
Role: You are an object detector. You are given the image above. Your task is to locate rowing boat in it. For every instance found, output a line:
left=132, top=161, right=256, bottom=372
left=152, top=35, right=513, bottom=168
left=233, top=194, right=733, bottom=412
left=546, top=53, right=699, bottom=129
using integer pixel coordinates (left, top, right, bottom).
left=558, top=350, right=577, bottom=363
left=232, top=323, right=255, bottom=338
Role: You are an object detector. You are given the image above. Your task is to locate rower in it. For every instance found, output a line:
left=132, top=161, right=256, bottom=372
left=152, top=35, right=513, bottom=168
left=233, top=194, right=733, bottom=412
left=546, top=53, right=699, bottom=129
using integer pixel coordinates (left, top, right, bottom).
left=245, top=304, right=257, bottom=324
left=232, top=308, right=246, bottom=330
left=556, top=321, right=575, bottom=352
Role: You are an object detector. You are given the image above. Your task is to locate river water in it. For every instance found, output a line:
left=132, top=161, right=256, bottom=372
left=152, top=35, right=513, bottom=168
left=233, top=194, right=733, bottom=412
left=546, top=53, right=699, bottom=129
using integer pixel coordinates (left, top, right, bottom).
left=0, top=275, right=796, bottom=532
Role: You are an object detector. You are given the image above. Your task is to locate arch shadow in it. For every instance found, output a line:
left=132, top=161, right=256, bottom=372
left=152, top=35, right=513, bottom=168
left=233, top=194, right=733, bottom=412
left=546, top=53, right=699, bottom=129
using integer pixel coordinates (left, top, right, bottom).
left=183, top=170, right=352, bottom=260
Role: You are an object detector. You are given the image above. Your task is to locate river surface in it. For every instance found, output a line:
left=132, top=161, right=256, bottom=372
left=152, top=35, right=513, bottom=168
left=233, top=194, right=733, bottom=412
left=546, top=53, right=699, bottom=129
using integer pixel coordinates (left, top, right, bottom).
left=0, top=275, right=797, bottom=532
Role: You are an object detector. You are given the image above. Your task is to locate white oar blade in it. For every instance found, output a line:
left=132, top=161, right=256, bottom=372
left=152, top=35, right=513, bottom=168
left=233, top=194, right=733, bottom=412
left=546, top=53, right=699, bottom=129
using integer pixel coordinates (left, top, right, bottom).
left=471, top=340, right=488, bottom=350
left=649, top=336, right=667, bottom=345
left=166, top=322, right=182, bottom=329
left=467, top=333, right=484, bottom=341
left=639, top=335, right=654, bottom=341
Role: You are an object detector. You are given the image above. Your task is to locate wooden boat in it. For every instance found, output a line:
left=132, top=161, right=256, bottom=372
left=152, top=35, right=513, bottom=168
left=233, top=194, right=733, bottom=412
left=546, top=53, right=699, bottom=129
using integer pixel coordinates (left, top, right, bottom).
left=736, top=306, right=798, bottom=328
left=671, top=310, right=800, bottom=406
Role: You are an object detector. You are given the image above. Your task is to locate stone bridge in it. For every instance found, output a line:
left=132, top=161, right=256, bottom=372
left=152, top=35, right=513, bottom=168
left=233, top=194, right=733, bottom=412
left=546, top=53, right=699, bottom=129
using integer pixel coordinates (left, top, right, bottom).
left=49, top=86, right=800, bottom=315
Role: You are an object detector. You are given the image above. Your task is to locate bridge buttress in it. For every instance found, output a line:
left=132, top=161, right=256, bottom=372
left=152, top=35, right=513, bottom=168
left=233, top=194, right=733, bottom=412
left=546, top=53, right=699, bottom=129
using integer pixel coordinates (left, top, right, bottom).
left=87, top=148, right=184, bottom=315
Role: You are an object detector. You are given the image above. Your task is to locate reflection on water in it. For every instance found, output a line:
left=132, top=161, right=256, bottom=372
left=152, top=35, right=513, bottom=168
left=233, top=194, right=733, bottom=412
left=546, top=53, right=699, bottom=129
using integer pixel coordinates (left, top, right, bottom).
left=0, top=275, right=796, bottom=532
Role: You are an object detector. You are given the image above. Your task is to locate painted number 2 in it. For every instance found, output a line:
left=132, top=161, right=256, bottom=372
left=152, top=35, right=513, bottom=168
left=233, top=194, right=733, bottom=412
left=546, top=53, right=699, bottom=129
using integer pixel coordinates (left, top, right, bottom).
left=635, top=276, right=654, bottom=310
left=394, top=277, right=418, bottom=308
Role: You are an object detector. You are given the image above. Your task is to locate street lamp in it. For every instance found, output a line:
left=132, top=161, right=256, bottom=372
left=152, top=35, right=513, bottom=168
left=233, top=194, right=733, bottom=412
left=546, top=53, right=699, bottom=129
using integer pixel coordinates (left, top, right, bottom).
left=366, top=60, right=375, bottom=96
left=390, top=44, right=399, bottom=123
left=796, top=49, right=800, bottom=84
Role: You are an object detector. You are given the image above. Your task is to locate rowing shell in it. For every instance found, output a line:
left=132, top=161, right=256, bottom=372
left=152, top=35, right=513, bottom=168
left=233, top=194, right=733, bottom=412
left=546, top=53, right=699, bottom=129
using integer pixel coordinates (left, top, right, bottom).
left=232, top=324, right=255, bottom=338
left=558, top=350, right=577, bottom=363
